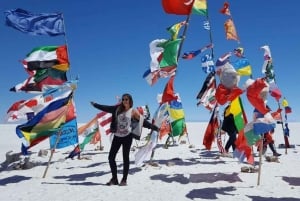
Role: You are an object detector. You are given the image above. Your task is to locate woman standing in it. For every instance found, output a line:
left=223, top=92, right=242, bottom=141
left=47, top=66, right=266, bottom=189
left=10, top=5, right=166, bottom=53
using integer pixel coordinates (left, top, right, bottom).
left=90, top=93, right=158, bottom=186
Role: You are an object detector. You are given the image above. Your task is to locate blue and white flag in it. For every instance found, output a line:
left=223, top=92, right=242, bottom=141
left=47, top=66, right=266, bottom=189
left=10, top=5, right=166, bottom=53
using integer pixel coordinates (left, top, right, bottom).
left=5, top=8, right=65, bottom=36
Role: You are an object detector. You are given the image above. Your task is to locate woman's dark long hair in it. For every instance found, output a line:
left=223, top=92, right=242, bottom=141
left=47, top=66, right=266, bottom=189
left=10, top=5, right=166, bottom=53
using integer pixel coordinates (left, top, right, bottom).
left=117, top=93, right=133, bottom=115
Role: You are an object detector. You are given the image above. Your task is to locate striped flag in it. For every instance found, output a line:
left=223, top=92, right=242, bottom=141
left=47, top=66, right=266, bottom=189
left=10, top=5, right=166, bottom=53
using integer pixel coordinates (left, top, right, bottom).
left=97, top=111, right=112, bottom=135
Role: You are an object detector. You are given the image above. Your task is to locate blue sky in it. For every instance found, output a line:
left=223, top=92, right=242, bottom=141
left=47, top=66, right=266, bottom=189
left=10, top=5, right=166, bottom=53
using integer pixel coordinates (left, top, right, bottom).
left=1, top=0, right=299, bottom=124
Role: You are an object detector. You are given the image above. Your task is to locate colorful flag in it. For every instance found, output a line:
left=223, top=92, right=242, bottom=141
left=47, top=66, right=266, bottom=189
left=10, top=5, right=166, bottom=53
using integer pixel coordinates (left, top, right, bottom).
left=282, top=97, right=292, bottom=114
left=232, top=58, right=252, bottom=76
left=49, top=118, right=78, bottom=149
left=246, top=78, right=270, bottom=115
left=167, top=21, right=186, bottom=40
left=233, top=47, right=244, bottom=58
left=203, top=106, right=219, bottom=150
left=244, top=122, right=261, bottom=146
left=182, top=43, right=213, bottom=59
left=224, top=19, right=239, bottom=41
left=143, top=69, right=159, bottom=86
left=219, top=2, right=231, bottom=16
left=66, top=144, right=81, bottom=159
left=192, top=0, right=207, bottom=16
left=77, top=116, right=101, bottom=150
left=169, top=99, right=186, bottom=137
left=97, top=111, right=112, bottom=135
left=5, top=94, right=53, bottom=123
left=23, top=45, right=69, bottom=71
left=5, top=8, right=65, bottom=36
left=10, top=68, right=68, bottom=93
left=201, top=54, right=215, bottom=74
left=16, top=90, right=74, bottom=153
left=157, top=39, right=182, bottom=69
left=161, top=0, right=193, bottom=15
left=196, top=72, right=217, bottom=111
left=227, top=96, right=247, bottom=132
left=149, top=39, right=180, bottom=81
left=161, top=76, right=178, bottom=103
left=203, top=20, right=210, bottom=30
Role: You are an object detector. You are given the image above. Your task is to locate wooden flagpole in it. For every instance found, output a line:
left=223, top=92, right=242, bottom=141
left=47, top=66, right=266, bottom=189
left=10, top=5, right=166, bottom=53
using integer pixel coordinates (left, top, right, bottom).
left=42, top=129, right=62, bottom=178
left=257, top=136, right=264, bottom=185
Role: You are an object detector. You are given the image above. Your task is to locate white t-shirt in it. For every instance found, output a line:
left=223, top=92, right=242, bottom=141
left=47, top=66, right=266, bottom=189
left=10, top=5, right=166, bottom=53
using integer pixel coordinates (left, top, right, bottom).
left=114, top=108, right=132, bottom=137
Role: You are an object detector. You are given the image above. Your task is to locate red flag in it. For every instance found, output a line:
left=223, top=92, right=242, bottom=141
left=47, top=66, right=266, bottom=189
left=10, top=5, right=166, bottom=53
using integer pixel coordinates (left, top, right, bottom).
left=162, top=0, right=193, bottom=15
left=161, top=76, right=178, bottom=103
left=246, top=78, right=270, bottom=115
left=219, top=2, right=231, bottom=16
left=203, top=107, right=219, bottom=150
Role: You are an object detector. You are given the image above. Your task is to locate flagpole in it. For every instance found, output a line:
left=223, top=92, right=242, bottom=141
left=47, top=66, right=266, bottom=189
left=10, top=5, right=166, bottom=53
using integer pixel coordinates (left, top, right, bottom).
left=205, top=1, right=214, bottom=59
left=257, top=136, right=264, bottom=186
left=42, top=129, right=62, bottom=178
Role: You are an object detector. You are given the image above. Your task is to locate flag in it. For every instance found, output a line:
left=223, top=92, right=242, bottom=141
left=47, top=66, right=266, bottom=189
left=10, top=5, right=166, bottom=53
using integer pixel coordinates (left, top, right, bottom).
left=10, top=68, right=68, bottom=93
left=282, top=98, right=292, bottom=114
left=192, top=0, right=207, bottom=16
left=201, top=54, right=215, bottom=74
left=232, top=58, right=252, bottom=76
left=234, top=129, right=254, bottom=164
left=161, top=76, right=178, bottom=103
left=215, top=52, right=232, bottom=69
left=154, top=39, right=182, bottom=69
left=169, top=100, right=186, bottom=137
left=196, top=72, right=217, bottom=111
left=203, top=20, right=210, bottom=30
left=224, top=19, right=239, bottom=41
left=77, top=116, right=101, bottom=150
left=269, top=82, right=282, bottom=101
left=253, top=119, right=276, bottom=135
left=203, top=106, right=219, bottom=150
left=49, top=118, right=78, bottom=149
left=5, top=93, right=53, bottom=123
left=5, top=8, right=65, bottom=36
left=219, top=2, right=231, bottom=16
left=66, top=144, right=81, bottom=159
left=161, top=0, right=193, bottom=15
left=23, top=45, right=69, bottom=71
left=244, top=122, right=261, bottom=146
left=16, top=90, right=74, bottom=153
left=246, top=78, right=270, bottom=115
left=233, top=47, right=244, bottom=58
left=167, top=21, right=186, bottom=40
left=97, top=111, right=112, bottom=135
left=149, top=39, right=180, bottom=81
left=182, top=43, right=213, bottom=59
left=143, top=69, right=159, bottom=86
left=227, top=96, right=247, bottom=132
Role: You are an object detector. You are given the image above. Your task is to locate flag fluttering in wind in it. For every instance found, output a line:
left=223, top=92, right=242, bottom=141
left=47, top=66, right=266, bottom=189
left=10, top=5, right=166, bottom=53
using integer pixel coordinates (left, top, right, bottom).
left=219, top=2, right=231, bottom=16
left=161, top=76, right=178, bottom=103
left=246, top=78, right=270, bottom=115
left=203, top=106, right=219, bottom=150
left=196, top=71, right=217, bottom=111
left=182, top=43, right=213, bottom=60
left=167, top=21, right=186, bottom=40
left=161, top=0, right=193, bottom=15
left=10, top=45, right=69, bottom=93
left=23, top=45, right=69, bottom=71
left=5, top=93, right=53, bottom=123
left=224, top=19, right=239, bottom=41
left=192, top=0, right=207, bottom=16
left=282, top=98, right=292, bottom=114
left=232, top=58, right=252, bottom=76
left=5, top=8, right=65, bottom=36
left=16, top=90, right=75, bottom=154
left=146, top=39, right=181, bottom=85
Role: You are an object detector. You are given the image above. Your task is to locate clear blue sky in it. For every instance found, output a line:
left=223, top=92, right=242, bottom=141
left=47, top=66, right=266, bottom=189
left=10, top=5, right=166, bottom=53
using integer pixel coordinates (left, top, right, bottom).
left=1, top=0, right=299, bottom=124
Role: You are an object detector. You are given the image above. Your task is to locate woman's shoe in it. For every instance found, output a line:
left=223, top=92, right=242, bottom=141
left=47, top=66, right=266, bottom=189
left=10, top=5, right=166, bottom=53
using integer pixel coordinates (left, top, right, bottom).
left=119, top=179, right=127, bottom=186
left=106, top=178, right=119, bottom=186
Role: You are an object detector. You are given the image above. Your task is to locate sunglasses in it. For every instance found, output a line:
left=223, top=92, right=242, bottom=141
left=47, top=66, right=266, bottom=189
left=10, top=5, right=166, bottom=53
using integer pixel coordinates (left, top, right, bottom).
left=122, top=98, right=129, bottom=101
